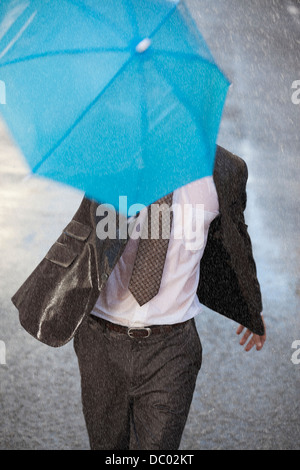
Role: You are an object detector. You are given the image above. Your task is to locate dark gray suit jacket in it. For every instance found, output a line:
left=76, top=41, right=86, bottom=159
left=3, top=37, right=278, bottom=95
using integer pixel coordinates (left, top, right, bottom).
left=12, top=146, right=264, bottom=347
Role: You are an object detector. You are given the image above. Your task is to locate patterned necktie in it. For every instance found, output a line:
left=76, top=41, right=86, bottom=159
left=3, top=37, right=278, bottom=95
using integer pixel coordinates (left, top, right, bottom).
left=128, top=192, right=173, bottom=306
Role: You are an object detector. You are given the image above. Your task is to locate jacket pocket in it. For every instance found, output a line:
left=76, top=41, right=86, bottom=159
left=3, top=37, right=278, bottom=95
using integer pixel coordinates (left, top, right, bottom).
left=45, top=242, right=77, bottom=268
left=50, top=220, right=93, bottom=267
left=11, top=204, right=98, bottom=347
left=63, top=220, right=92, bottom=241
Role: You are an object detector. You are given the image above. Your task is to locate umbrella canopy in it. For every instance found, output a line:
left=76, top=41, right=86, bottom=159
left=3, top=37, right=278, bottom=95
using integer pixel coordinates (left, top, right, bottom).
left=0, top=0, right=229, bottom=213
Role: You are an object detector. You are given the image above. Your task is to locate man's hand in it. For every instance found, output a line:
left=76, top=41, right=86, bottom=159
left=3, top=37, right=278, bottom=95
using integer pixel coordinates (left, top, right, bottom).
left=236, top=315, right=266, bottom=352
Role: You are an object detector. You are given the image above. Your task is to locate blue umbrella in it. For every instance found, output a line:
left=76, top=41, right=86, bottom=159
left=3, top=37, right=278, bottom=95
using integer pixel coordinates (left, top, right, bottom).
left=0, top=0, right=229, bottom=213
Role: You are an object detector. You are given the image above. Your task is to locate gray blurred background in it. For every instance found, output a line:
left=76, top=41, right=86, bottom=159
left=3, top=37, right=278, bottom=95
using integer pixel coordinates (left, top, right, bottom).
left=0, top=0, right=299, bottom=450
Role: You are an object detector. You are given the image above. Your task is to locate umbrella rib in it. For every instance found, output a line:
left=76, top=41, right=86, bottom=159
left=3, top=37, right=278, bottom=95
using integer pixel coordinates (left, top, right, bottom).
left=31, top=55, right=134, bottom=174
left=148, top=2, right=179, bottom=40
left=123, top=0, right=139, bottom=38
left=150, top=56, right=207, bottom=144
left=151, top=48, right=230, bottom=88
left=152, top=50, right=229, bottom=114
left=0, top=47, right=130, bottom=68
left=137, top=57, right=149, bottom=177
left=151, top=48, right=218, bottom=69
left=0, top=10, right=37, bottom=61
left=66, top=0, right=130, bottom=45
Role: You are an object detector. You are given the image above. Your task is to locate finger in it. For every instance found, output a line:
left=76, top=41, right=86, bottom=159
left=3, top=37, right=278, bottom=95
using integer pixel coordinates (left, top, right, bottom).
left=236, top=324, right=244, bottom=335
left=261, top=335, right=266, bottom=347
left=256, top=335, right=265, bottom=350
left=245, top=334, right=265, bottom=352
left=245, top=336, right=256, bottom=352
left=251, top=335, right=263, bottom=351
left=240, top=329, right=251, bottom=346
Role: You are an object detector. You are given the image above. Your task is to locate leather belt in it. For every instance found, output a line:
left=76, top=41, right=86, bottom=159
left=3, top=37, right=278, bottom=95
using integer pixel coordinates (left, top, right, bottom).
left=91, top=315, right=189, bottom=339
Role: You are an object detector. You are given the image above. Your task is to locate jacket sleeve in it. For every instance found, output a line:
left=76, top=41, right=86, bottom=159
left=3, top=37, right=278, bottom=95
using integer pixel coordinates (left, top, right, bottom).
left=197, top=149, right=264, bottom=336
left=231, top=159, right=263, bottom=315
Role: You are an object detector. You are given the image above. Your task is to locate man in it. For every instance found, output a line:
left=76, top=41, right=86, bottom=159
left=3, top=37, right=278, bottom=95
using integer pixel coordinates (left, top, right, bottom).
left=12, top=145, right=266, bottom=450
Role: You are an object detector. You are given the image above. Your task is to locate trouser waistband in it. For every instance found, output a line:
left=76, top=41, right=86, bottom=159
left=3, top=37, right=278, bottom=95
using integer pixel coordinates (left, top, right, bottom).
left=90, top=315, right=190, bottom=338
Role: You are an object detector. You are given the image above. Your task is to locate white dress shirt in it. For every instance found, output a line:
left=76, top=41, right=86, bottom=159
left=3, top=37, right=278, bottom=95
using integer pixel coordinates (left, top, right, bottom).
left=91, top=176, right=219, bottom=327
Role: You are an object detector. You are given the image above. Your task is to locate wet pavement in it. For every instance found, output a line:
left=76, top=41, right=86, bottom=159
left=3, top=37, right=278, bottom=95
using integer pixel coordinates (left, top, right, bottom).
left=0, top=0, right=299, bottom=450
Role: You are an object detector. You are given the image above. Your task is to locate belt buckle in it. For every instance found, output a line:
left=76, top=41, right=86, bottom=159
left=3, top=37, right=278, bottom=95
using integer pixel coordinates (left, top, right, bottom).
left=127, top=327, right=152, bottom=339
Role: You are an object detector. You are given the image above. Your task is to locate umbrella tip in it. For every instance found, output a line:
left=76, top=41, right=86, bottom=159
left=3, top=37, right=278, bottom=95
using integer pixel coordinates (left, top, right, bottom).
left=135, top=38, right=151, bottom=54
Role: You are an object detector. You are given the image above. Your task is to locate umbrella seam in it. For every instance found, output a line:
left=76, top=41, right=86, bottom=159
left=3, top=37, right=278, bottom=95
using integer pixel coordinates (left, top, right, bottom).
left=148, top=1, right=180, bottom=41
left=150, top=48, right=218, bottom=68
left=151, top=49, right=230, bottom=86
left=134, top=57, right=149, bottom=203
left=0, top=10, right=37, bottom=61
left=0, top=47, right=131, bottom=68
left=123, top=0, right=139, bottom=38
left=150, top=55, right=209, bottom=151
left=31, top=54, right=136, bottom=174
left=151, top=51, right=229, bottom=131
left=66, top=0, right=130, bottom=45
